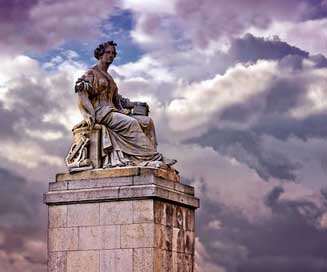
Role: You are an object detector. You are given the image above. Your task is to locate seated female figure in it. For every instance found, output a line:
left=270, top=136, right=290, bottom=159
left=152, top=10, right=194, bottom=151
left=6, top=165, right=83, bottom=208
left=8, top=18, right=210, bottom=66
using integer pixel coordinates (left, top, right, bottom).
left=73, top=41, right=174, bottom=168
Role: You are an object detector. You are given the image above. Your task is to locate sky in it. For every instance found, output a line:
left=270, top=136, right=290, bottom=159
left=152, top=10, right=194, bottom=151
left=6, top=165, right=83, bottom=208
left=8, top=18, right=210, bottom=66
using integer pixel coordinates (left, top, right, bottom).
left=0, top=0, right=326, bottom=271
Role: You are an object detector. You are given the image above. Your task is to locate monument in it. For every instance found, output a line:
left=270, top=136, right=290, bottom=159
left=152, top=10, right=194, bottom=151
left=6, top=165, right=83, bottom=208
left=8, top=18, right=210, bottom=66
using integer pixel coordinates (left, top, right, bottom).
left=44, top=41, right=199, bottom=271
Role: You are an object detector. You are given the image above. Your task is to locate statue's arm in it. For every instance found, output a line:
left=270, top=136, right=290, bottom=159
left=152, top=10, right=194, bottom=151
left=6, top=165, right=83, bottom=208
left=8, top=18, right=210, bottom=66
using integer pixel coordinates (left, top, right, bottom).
left=75, top=72, right=96, bottom=128
left=116, top=94, right=135, bottom=109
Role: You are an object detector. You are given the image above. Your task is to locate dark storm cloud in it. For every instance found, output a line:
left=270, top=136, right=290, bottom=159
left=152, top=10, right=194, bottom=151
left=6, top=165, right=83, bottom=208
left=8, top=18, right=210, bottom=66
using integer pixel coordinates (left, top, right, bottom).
left=0, top=75, right=72, bottom=160
left=0, top=101, right=16, bottom=138
left=196, top=184, right=327, bottom=272
left=229, top=33, right=327, bottom=69
left=188, top=34, right=327, bottom=182
left=0, top=167, right=46, bottom=227
left=229, top=33, right=309, bottom=63
left=174, top=0, right=327, bottom=48
left=0, top=167, right=47, bottom=265
left=0, top=0, right=115, bottom=54
left=194, top=128, right=301, bottom=181
left=6, top=80, right=68, bottom=131
left=192, top=109, right=327, bottom=181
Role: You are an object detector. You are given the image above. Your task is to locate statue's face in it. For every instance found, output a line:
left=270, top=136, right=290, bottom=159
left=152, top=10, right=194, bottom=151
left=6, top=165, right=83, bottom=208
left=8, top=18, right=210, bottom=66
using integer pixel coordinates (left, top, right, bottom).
left=100, top=45, right=116, bottom=64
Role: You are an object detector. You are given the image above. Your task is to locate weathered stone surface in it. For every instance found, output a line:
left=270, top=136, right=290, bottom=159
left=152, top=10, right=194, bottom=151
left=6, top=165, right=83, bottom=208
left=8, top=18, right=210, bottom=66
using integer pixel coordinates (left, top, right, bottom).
left=56, top=166, right=180, bottom=183
left=103, top=225, right=121, bottom=249
left=48, top=227, right=78, bottom=252
left=46, top=168, right=198, bottom=271
left=48, top=252, right=66, bottom=272
left=185, top=209, right=195, bottom=231
left=140, top=167, right=180, bottom=182
left=78, top=225, right=121, bottom=250
left=67, top=203, right=99, bottom=226
left=184, top=231, right=195, bottom=255
left=172, top=228, right=185, bottom=253
left=174, top=182, right=194, bottom=195
left=79, top=226, right=102, bottom=250
left=133, top=248, right=154, bottom=272
left=185, top=254, right=194, bottom=272
left=45, top=183, right=199, bottom=209
left=100, top=249, right=133, bottom=272
left=155, top=224, right=173, bottom=251
left=49, top=181, right=68, bottom=191
left=49, top=205, right=67, bottom=228
left=133, top=199, right=154, bottom=223
left=154, top=201, right=173, bottom=226
left=174, top=206, right=186, bottom=229
left=67, top=251, right=99, bottom=272
left=154, top=249, right=173, bottom=272
left=67, top=176, right=133, bottom=190
left=57, top=167, right=139, bottom=182
left=100, top=201, right=132, bottom=225
left=121, top=223, right=154, bottom=248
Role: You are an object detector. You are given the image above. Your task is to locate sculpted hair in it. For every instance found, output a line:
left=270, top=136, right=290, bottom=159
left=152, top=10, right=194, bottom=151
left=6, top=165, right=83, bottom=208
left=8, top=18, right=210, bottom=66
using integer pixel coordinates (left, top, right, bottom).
left=94, top=41, right=117, bottom=60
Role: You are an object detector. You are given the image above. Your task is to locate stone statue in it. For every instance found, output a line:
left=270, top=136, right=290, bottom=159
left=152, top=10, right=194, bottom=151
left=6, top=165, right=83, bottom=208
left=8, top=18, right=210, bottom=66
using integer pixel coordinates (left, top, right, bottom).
left=65, top=41, right=176, bottom=172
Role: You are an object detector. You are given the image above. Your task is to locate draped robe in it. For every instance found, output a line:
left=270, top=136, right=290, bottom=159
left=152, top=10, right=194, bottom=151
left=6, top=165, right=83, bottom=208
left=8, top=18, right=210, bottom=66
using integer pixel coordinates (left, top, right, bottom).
left=77, top=64, right=162, bottom=167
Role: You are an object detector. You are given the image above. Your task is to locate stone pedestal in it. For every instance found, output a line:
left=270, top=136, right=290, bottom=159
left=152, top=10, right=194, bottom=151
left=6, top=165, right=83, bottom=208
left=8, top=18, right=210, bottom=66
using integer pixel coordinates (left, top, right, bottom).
left=44, top=167, right=199, bottom=272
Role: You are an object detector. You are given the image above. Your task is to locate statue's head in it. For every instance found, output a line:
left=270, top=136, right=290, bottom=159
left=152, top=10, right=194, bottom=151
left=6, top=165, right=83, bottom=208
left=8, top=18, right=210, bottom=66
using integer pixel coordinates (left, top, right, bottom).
left=94, top=41, right=117, bottom=60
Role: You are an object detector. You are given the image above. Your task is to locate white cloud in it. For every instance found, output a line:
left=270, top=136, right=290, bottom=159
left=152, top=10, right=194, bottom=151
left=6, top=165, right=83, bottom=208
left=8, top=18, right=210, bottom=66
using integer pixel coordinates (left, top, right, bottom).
left=121, top=0, right=177, bottom=14
left=0, top=141, right=62, bottom=169
left=166, top=60, right=278, bottom=134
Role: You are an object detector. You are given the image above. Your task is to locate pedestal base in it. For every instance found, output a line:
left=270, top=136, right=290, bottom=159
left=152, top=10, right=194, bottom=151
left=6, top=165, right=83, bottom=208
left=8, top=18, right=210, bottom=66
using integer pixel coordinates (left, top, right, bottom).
left=44, top=167, right=199, bottom=272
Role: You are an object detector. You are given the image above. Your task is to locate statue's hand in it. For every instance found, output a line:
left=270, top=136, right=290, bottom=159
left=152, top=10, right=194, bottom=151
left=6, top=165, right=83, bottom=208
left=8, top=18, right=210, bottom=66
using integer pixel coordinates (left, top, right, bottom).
left=85, top=115, right=95, bottom=129
left=120, top=109, right=131, bottom=115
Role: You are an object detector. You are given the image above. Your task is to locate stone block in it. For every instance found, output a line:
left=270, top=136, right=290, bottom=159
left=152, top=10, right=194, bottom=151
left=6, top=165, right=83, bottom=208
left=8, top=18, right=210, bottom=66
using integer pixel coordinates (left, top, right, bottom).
left=172, top=228, right=185, bottom=253
left=48, top=227, right=78, bottom=252
left=133, top=199, right=154, bottom=223
left=174, top=182, right=194, bottom=196
left=133, top=174, right=155, bottom=185
left=79, top=226, right=102, bottom=250
left=139, top=168, right=180, bottom=182
left=56, top=167, right=140, bottom=182
left=103, top=225, right=121, bottom=249
left=48, top=252, right=66, bottom=272
left=78, top=225, right=121, bottom=250
left=154, top=249, right=173, bottom=272
left=67, top=176, right=133, bottom=190
left=184, top=254, right=194, bottom=272
left=184, top=231, right=195, bottom=255
left=67, top=251, right=99, bottom=272
left=155, top=225, right=173, bottom=251
left=173, top=206, right=185, bottom=229
left=100, top=201, right=132, bottom=225
left=100, top=249, right=133, bottom=272
left=49, top=205, right=67, bottom=228
left=133, top=248, right=154, bottom=272
left=118, top=185, right=154, bottom=199
left=67, top=203, right=99, bottom=227
left=172, top=252, right=185, bottom=272
left=49, top=181, right=68, bottom=191
left=121, top=223, right=154, bottom=248
left=185, top=209, right=195, bottom=232
left=154, top=201, right=173, bottom=226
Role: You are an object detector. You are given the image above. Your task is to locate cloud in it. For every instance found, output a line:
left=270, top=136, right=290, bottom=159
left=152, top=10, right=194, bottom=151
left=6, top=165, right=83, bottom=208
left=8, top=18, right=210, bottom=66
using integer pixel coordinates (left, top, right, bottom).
left=0, top=167, right=47, bottom=271
left=0, top=0, right=116, bottom=54
left=247, top=18, right=327, bottom=55
left=229, top=33, right=309, bottom=63
left=162, top=142, right=327, bottom=272
left=127, top=0, right=327, bottom=53
left=0, top=53, right=89, bottom=178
